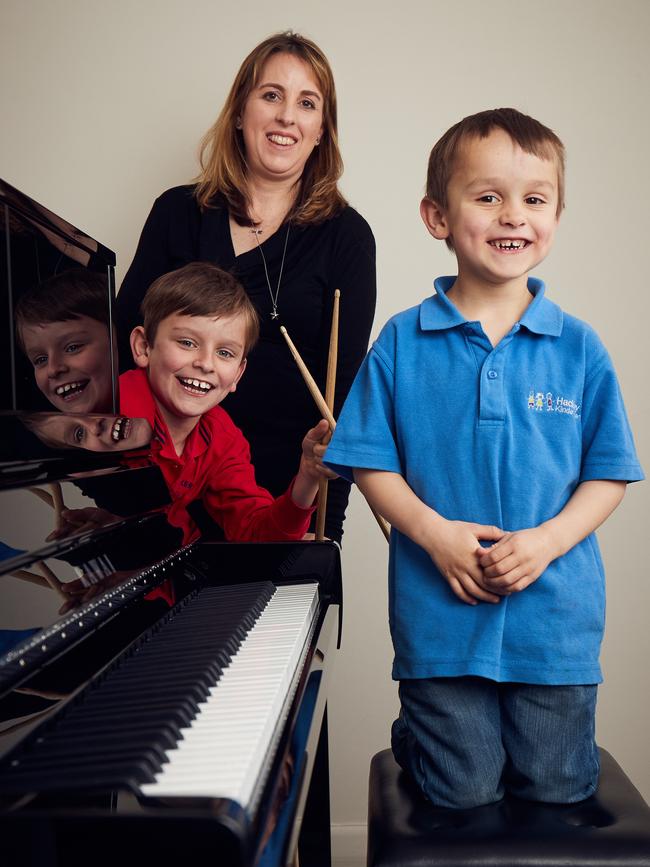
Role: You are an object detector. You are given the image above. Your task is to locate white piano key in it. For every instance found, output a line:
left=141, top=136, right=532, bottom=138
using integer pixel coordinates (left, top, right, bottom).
left=140, top=583, right=318, bottom=806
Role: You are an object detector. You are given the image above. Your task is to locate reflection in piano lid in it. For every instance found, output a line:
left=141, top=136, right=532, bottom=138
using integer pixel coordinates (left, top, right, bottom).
left=0, top=456, right=180, bottom=692
left=1, top=178, right=118, bottom=415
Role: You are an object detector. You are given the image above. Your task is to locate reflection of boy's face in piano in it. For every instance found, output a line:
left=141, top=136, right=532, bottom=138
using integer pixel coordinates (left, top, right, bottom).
left=20, top=316, right=113, bottom=413
left=25, top=412, right=152, bottom=452
left=131, top=312, right=248, bottom=447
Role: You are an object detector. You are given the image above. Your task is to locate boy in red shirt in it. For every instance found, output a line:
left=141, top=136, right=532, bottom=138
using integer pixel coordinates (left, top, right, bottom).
left=120, top=262, right=332, bottom=544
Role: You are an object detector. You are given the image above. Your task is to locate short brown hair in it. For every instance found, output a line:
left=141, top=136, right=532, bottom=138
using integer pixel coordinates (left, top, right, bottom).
left=194, top=31, right=346, bottom=226
left=15, top=269, right=109, bottom=351
left=426, top=107, right=566, bottom=226
left=141, top=262, right=260, bottom=356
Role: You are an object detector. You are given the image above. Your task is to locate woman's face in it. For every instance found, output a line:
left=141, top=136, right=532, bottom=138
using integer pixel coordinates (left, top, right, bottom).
left=20, top=315, right=113, bottom=413
left=240, top=52, right=324, bottom=187
left=29, top=413, right=152, bottom=452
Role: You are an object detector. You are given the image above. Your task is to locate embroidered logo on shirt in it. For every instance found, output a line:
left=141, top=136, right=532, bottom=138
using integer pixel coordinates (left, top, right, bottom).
left=527, top=389, right=581, bottom=418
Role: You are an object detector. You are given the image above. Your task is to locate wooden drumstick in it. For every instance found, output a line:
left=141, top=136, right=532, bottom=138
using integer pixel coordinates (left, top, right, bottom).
left=280, top=325, right=390, bottom=543
left=9, top=569, right=50, bottom=589
left=280, top=326, right=335, bottom=425
left=315, top=290, right=340, bottom=540
left=49, top=482, right=66, bottom=532
left=28, top=487, right=55, bottom=508
left=35, top=561, right=67, bottom=599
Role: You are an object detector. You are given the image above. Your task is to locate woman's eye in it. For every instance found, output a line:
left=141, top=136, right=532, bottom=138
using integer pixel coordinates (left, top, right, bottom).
left=300, top=98, right=316, bottom=110
left=73, top=426, right=84, bottom=444
left=262, top=90, right=280, bottom=102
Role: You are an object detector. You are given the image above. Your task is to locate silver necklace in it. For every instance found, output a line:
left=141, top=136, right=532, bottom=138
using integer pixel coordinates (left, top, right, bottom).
left=252, top=221, right=290, bottom=320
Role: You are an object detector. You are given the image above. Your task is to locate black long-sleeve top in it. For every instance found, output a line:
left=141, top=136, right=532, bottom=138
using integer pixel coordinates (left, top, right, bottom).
left=116, top=185, right=376, bottom=541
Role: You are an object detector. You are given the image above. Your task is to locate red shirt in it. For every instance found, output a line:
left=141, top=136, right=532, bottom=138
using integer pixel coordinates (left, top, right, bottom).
left=119, top=369, right=314, bottom=544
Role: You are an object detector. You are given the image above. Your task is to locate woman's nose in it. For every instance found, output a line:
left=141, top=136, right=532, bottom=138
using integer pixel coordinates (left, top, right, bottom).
left=275, top=101, right=296, bottom=125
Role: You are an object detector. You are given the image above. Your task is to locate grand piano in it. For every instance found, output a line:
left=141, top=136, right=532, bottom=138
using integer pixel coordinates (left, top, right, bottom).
left=0, top=179, right=342, bottom=867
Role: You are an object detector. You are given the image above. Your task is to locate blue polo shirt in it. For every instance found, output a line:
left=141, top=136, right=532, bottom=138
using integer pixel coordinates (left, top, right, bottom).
left=325, top=277, right=643, bottom=685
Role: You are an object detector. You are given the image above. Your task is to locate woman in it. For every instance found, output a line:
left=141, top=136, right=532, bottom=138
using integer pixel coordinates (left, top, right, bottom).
left=116, top=31, right=376, bottom=542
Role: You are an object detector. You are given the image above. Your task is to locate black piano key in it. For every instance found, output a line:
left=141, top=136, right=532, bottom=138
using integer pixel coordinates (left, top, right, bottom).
left=101, top=673, right=221, bottom=699
left=60, top=702, right=196, bottom=731
left=2, top=752, right=163, bottom=789
left=98, top=659, right=221, bottom=679
left=66, top=691, right=203, bottom=721
left=8, top=739, right=169, bottom=769
left=0, top=760, right=157, bottom=792
left=120, top=632, right=243, bottom=661
left=89, top=679, right=212, bottom=704
left=35, top=722, right=180, bottom=752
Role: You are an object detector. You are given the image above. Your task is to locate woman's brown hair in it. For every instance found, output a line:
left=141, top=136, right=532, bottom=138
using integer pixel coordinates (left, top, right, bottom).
left=194, top=31, right=346, bottom=226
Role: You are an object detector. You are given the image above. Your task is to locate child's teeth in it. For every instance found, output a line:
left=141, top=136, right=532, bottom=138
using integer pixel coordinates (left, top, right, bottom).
left=492, top=240, right=524, bottom=249
left=182, top=378, right=211, bottom=390
left=56, top=381, right=83, bottom=395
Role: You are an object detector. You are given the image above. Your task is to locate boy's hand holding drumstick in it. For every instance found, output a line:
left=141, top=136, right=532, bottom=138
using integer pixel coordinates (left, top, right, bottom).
left=290, top=419, right=339, bottom=509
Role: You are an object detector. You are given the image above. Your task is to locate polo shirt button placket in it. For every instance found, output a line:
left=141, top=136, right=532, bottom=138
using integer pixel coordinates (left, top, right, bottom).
left=479, top=354, right=506, bottom=425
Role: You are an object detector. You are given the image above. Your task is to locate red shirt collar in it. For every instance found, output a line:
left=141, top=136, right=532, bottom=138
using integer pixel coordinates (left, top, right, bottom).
left=120, top=368, right=212, bottom=462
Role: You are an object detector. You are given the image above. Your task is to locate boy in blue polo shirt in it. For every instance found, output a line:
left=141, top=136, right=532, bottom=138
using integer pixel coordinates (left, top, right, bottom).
left=325, top=108, right=643, bottom=808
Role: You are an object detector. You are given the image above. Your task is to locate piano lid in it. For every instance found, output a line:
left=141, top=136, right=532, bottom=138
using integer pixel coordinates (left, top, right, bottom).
left=1, top=178, right=118, bottom=415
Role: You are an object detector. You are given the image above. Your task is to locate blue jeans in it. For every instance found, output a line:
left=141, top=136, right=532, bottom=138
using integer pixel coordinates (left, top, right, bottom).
left=392, top=676, right=599, bottom=809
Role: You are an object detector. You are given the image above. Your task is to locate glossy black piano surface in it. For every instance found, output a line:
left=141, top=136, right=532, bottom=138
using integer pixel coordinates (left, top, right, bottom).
left=0, top=181, right=343, bottom=867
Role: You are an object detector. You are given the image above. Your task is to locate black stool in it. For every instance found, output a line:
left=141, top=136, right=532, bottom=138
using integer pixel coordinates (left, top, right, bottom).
left=367, top=747, right=650, bottom=867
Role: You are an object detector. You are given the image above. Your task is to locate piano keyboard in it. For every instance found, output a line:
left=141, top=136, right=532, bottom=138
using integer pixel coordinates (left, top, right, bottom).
left=0, top=581, right=318, bottom=804
left=140, top=582, right=318, bottom=806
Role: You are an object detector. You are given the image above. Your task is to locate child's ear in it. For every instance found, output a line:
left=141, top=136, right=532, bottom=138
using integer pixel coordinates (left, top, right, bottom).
left=130, top=326, right=150, bottom=369
left=420, top=197, right=450, bottom=241
left=229, top=358, right=247, bottom=394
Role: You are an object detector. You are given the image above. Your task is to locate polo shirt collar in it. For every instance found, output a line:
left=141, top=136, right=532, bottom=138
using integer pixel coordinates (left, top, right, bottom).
left=420, top=276, right=563, bottom=337
left=153, top=414, right=212, bottom=462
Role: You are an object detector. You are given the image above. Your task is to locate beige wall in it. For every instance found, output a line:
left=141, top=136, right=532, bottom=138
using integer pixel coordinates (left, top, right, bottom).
left=2, top=0, right=648, bottom=824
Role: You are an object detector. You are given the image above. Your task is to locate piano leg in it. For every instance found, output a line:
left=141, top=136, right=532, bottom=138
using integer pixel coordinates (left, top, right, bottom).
left=298, top=703, right=331, bottom=867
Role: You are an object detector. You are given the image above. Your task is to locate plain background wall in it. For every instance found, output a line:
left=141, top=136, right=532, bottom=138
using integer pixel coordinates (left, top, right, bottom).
left=2, top=0, right=648, bottom=833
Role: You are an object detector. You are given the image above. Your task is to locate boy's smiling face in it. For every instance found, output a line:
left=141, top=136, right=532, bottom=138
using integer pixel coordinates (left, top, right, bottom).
left=133, top=311, right=248, bottom=447
left=20, top=316, right=113, bottom=413
left=422, top=129, right=560, bottom=292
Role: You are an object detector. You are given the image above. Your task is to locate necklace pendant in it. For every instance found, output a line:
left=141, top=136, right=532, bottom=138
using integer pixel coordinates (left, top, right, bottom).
left=253, top=221, right=290, bottom=327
